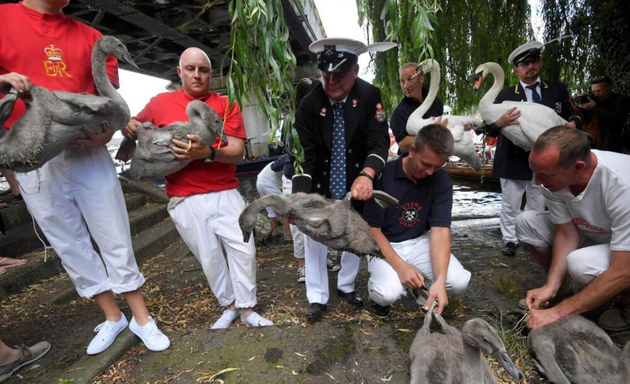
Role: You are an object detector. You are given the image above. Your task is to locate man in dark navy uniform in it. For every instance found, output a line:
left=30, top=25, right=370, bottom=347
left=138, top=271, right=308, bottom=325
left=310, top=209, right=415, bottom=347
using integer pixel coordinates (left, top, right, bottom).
left=292, top=38, right=393, bottom=321
left=482, top=41, right=583, bottom=256
left=363, top=124, right=470, bottom=318
left=391, top=62, right=444, bottom=153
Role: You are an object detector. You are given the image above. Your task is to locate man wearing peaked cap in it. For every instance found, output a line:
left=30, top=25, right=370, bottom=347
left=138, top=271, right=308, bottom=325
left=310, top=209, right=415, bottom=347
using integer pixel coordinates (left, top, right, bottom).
left=479, top=40, right=583, bottom=259
left=291, top=37, right=394, bottom=321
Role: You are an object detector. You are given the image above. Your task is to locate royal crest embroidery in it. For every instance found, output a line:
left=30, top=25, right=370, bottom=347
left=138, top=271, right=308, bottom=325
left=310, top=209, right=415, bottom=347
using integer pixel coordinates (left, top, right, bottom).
left=352, top=98, right=358, bottom=108
left=320, top=107, right=327, bottom=117
left=43, top=44, right=72, bottom=78
left=375, top=102, right=386, bottom=122
left=555, top=102, right=562, bottom=113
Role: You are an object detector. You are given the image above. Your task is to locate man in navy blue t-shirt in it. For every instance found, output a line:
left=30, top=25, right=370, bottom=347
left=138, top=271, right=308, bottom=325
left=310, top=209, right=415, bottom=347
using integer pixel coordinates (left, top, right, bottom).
left=364, top=124, right=471, bottom=317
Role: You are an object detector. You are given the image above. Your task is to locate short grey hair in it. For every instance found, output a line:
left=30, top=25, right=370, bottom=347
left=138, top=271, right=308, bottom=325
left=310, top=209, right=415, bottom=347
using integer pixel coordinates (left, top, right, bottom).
left=413, top=124, right=454, bottom=158
left=532, top=125, right=591, bottom=169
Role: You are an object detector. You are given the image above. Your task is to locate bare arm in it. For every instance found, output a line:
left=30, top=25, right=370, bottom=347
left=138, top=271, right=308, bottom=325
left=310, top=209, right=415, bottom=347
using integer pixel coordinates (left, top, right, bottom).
left=526, top=222, right=580, bottom=309
left=426, top=227, right=451, bottom=313
left=171, top=134, right=244, bottom=163
left=556, top=250, right=630, bottom=316
left=528, top=250, right=630, bottom=329
left=370, top=227, right=425, bottom=289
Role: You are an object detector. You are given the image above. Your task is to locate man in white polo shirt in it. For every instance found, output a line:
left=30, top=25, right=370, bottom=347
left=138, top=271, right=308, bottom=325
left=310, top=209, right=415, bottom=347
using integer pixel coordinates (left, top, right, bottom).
left=516, top=126, right=630, bottom=331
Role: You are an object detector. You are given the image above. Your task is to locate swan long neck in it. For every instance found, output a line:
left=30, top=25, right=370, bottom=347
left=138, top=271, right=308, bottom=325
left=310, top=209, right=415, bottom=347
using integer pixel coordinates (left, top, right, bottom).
left=92, top=42, right=129, bottom=115
left=462, top=342, right=485, bottom=384
left=480, top=62, right=505, bottom=108
left=409, top=60, right=440, bottom=121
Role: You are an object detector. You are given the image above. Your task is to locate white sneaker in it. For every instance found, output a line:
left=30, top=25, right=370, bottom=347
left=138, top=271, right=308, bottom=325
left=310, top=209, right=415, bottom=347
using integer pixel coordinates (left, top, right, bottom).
left=86, top=315, right=128, bottom=355
left=211, top=309, right=241, bottom=330
left=129, top=316, right=170, bottom=352
left=296, top=266, right=306, bottom=283
left=241, top=311, right=274, bottom=327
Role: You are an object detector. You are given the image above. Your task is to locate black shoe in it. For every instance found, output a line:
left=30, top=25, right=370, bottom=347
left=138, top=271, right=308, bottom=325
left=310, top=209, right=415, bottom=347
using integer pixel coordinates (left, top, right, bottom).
left=369, top=303, right=391, bottom=319
left=337, top=289, right=364, bottom=307
left=501, top=242, right=517, bottom=257
left=305, top=303, right=327, bottom=321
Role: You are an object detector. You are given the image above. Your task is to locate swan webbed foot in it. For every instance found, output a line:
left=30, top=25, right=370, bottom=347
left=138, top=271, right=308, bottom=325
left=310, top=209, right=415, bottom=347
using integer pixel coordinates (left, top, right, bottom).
left=0, top=90, right=18, bottom=127
left=242, top=230, right=252, bottom=243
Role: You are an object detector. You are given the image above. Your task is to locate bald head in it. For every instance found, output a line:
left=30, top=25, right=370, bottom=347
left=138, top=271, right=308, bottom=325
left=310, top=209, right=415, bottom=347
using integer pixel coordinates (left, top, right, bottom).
left=177, top=48, right=212, bottom=98
left=179, top=48, right=211, bottom=69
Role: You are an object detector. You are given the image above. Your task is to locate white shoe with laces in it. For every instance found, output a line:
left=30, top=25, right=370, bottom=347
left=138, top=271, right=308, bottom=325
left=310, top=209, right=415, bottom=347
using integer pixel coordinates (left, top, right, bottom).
left=211, top=309, right=241, bottom=329
left=241, top=311, right=274, bottom=327
left=129, top=316, right=170, bottom=352
left=86, top=315, right=128, bottom=355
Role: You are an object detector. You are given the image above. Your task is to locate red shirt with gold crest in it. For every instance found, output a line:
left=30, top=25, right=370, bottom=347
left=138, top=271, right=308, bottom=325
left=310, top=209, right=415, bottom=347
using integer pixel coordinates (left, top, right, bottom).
left=0, top=2, right=118, bottom=128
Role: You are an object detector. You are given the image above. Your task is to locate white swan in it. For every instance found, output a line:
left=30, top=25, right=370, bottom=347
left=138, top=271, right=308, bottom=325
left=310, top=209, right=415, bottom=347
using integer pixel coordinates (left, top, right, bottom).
left=473, top=62, right=567, bottom=151
left=406, top=59, right=483, bottom=171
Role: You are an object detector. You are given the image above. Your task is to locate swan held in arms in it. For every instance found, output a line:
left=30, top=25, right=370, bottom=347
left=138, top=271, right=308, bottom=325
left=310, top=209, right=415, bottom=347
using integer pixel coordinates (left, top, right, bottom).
left=473, top=62, right=567, bottom=151
left=127, top=100, right=223, bottom=181
left=405, top=59, right=483, bottom=171
left=530, top=315, right=630, bottom=384
left=0, top=36, right=138, bottom=172
left=409, top=303, right=522, bottom=383
left=238, top=191, right=399, bottom=258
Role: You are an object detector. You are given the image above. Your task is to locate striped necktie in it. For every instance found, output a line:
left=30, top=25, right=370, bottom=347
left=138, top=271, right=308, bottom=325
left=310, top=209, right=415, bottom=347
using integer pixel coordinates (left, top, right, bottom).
left=330, top=102, right=346, bottom=199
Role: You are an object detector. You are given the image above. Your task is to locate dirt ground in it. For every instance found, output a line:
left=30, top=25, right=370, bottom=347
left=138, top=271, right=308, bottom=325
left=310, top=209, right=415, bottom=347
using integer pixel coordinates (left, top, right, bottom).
left=1, top=176, right=568, bottom=383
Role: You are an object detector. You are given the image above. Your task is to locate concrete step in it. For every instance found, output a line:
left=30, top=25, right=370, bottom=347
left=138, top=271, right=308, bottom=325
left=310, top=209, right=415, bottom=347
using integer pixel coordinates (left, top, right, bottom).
left=0, top=195, right=160, bottom=262
left=0, top=192, right=146, bottom=231
left=0, top=212, right=178, bottom=300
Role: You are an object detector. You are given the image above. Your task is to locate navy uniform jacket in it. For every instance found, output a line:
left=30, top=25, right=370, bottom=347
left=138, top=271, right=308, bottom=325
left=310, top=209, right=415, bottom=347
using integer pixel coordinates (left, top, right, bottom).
left=390, top=89, right=444, bottom=145
left=292, top=78, right=390, bottom=197
left=486, top=80, right=583, bottom=180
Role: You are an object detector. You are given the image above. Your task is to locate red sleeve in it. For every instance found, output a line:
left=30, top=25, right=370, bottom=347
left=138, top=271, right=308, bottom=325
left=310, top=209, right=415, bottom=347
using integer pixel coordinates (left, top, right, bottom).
left=220, top=96, right=247, bottom=139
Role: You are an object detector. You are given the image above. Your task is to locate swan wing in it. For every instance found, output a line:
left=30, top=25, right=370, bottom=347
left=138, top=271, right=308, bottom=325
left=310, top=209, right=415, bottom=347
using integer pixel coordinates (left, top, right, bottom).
left=498, top=101, right=567, bottom=150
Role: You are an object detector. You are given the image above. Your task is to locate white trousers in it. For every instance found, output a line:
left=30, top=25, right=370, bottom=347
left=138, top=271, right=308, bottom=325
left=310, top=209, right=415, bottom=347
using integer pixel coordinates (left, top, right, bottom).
left=16, top=147, right=144, bottom=298
left=256, top=169, right=282, bottom=218
left=304, top=236, right=360, bottom=304
left=282, top=175, right=304, bottom=259
left=499, top=176, right=545, bottom=243
left=515, top=210, right=610, bottom=286
left=168, top=189, right=257, bottom=308
left=367, top=232, right=471, bottom=306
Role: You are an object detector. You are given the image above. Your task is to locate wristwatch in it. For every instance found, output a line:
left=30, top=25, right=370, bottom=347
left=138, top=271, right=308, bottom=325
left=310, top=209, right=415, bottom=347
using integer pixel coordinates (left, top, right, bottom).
left=204, top=147, right=216, bottom=163
left=358, top=170, right=374, bottom=181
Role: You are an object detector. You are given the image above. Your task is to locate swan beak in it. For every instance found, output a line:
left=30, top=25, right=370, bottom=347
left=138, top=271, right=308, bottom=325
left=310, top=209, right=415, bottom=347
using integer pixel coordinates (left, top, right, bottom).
left=491, top=349, right=522, bottom=380
left=121, top=52, right=140, bottom=70
left=473, top=74, right=483, bottom=91
left=242, top=230, right=251, bottom=243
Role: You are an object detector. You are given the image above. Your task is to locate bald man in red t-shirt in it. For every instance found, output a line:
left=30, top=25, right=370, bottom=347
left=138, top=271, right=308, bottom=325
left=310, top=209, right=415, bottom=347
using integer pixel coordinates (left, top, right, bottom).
left=125, top=48, right=273, bottom=329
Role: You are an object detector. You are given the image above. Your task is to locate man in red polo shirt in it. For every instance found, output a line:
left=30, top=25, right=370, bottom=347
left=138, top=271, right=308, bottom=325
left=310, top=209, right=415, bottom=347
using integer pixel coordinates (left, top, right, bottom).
left=125, top=47, right=273, bottom=329
left=0, top=0, right=169, bottom=356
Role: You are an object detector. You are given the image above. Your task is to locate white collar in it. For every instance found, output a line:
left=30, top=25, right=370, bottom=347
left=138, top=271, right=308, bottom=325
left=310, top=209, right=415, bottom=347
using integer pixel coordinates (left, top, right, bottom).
left=520, top=77, right=542, bottom=90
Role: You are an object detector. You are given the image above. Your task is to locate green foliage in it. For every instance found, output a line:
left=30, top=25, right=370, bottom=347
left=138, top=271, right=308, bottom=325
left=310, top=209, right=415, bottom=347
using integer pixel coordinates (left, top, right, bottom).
left=358, top=0, right=532, bottom=114
left=541, top=0, right=630, bottom=95
left=357, top=0, right=441, bottom=113
left=225, top=0, right=297, bottom=143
